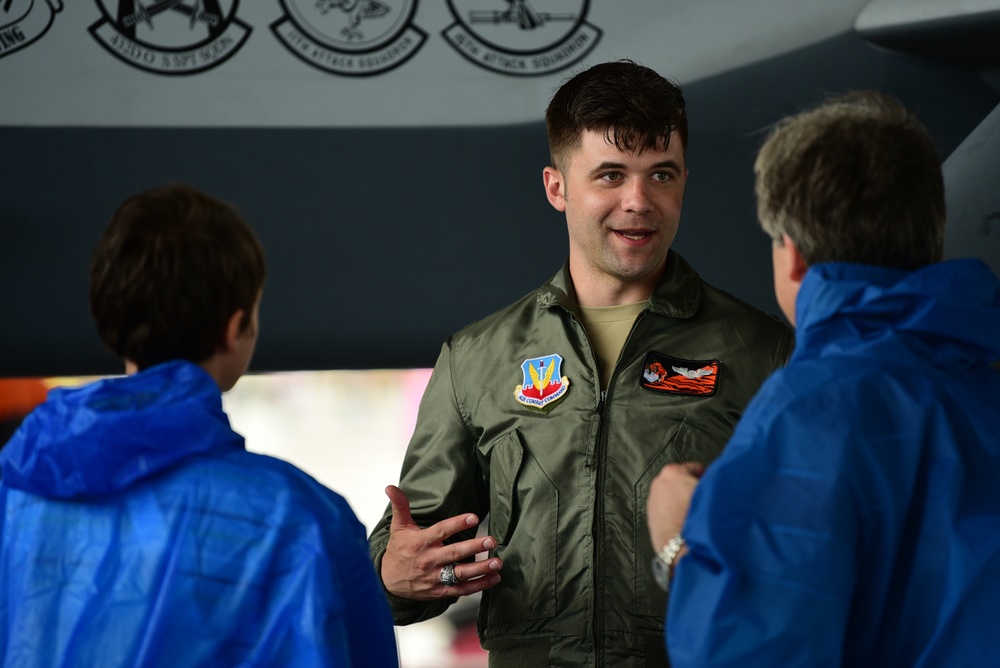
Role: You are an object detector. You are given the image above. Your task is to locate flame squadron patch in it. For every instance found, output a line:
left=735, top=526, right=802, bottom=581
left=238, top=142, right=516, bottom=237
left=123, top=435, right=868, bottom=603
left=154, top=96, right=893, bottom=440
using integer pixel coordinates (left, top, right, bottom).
left=640, top=351, right=720, bottom=397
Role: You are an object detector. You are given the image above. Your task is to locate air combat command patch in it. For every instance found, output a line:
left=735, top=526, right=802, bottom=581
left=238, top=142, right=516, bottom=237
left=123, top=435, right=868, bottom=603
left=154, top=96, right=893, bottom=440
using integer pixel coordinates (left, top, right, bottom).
left=514, top=353, right=570, bottom=410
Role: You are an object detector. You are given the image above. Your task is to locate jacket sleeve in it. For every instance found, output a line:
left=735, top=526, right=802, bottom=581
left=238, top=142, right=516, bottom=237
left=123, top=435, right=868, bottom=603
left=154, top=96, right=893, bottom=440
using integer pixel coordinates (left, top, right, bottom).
left=249, top=482, right=400, bottom=668
left=368, top=339, right=488, bottom=625
left=339, top=510, right=401, bottom=667
left=665, top=374, right=860, bottom=667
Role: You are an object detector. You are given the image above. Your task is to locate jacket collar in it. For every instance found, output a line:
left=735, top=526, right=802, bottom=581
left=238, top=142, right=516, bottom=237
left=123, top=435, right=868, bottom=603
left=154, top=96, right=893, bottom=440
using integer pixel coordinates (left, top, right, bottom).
left=1, top=360, right=243, bottom=499
left=536, top=250, right=702, bottom=319
left=796, top=259, right=1000, bottom=362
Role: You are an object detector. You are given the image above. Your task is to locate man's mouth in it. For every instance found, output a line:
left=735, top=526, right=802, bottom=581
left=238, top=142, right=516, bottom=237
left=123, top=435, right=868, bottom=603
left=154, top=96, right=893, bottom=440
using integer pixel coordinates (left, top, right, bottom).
left=614, top=230, right=653, bottom=241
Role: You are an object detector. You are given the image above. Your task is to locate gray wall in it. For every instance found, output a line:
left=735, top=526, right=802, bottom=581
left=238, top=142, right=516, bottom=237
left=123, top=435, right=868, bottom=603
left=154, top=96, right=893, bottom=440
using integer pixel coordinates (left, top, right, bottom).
left=1, top=32, right=997, bottom=377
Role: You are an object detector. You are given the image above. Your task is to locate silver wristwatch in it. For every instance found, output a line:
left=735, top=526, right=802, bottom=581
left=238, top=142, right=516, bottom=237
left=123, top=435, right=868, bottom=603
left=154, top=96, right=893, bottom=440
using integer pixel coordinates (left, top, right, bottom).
left=651, top=533, right=686, bottom=593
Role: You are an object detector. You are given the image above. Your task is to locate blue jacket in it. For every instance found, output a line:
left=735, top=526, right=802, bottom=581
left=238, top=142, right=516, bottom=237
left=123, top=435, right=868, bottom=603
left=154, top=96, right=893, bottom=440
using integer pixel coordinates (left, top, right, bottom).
left=668, top=259, right=1000, bottom=667
left=0, top=361, right=398, bottom=668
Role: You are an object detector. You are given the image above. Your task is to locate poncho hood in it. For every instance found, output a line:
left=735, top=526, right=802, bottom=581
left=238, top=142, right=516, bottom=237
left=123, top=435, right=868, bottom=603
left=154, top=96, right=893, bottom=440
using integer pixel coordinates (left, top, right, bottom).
left=795, top=258, right=1000, bottom=366
left=1, top=361, right=243, bottom=499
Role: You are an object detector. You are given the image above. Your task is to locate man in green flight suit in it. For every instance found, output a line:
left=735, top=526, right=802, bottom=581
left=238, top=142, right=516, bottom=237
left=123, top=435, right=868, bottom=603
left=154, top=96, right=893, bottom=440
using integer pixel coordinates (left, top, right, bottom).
left=369, top=59, right=793, bottom=668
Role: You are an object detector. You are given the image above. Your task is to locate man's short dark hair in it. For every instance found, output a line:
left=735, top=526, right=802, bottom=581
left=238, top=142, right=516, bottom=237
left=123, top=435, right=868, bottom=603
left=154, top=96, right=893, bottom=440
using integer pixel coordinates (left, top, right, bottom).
left=89, top=183, right=266, bottom=370
left=545, top=59, right=688, bottom=171
left=755, top=90, right=945, bottom=269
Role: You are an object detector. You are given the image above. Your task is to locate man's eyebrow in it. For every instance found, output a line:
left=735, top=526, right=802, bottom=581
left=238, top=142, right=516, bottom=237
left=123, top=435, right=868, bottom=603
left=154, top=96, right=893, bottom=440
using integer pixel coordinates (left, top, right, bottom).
left=590, top=161, right=626, bottom=175
left=589, top=160, right=683, bottom=176
left=651, top=160, right=683, bottom=172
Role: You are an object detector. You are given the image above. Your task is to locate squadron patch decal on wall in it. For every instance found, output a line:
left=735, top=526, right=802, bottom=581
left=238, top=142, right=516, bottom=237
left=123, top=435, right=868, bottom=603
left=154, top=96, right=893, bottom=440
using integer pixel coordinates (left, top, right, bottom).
left=1, top=0, right=63, bottom=60
left=271, top=0, right=426, bottom=76
left=89, top=1, right=251, bottom=75
left=443, top=0, right=600, bottom=76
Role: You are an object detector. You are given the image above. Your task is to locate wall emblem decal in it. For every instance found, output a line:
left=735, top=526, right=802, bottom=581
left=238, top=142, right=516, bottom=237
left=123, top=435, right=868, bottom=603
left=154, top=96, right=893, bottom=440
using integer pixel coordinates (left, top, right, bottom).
left=443, top=0, right=600, bottom=76
left=271, top=0, right=426, bottom=76
left=0, top=0, right=63, bottom=60
left=89, top=0, right=251, bottom=75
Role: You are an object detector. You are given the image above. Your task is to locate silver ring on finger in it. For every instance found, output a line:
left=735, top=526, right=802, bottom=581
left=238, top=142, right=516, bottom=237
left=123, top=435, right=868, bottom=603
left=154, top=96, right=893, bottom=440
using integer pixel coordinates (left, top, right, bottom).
left=440, top=562, right=459, bottom=587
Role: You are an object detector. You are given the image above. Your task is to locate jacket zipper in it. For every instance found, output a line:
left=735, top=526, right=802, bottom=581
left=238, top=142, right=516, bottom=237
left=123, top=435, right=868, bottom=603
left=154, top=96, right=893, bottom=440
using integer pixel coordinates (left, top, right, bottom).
left=583, top=310, right=646, bottom=667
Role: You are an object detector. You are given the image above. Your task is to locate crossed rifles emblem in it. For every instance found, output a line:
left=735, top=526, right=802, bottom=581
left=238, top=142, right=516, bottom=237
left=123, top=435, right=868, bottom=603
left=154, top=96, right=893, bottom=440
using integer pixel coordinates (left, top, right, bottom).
left=120, top=0, right=220, bottom=30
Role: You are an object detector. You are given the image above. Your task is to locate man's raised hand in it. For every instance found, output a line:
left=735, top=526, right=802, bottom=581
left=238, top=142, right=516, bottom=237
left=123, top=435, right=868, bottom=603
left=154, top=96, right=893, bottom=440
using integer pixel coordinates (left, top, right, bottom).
left=380, top=485, right=503, bottom=600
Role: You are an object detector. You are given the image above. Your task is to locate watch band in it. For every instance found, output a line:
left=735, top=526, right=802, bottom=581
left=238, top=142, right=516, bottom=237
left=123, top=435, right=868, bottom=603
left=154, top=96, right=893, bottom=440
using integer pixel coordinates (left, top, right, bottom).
left=651, top=533, right=686, bottom=593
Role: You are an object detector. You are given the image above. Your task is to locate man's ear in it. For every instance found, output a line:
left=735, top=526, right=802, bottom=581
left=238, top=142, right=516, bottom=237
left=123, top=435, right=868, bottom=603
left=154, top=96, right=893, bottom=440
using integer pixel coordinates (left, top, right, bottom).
left=543, top=166, right=566, bottom=212
left=782, top=233, right=808, bottom=283
left=222, top=309, right=246, bottom=352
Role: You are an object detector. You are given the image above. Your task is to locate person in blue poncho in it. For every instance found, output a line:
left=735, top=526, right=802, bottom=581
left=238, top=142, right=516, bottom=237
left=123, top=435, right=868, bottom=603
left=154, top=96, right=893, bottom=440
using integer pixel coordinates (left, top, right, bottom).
left=0, top=184, right=399, bottom=667
left=646, top=90, right=1000, bottom=667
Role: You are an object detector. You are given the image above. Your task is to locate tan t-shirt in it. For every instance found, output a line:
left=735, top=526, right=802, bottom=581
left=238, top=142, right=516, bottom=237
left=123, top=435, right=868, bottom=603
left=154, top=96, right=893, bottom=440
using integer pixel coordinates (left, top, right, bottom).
left=578, top=301, right=647, bottom=390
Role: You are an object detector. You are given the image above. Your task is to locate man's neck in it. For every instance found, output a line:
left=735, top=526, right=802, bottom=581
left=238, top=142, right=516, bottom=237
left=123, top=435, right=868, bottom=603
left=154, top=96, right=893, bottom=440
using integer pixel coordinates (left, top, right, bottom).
left=569, top=264, right=661, bottom=307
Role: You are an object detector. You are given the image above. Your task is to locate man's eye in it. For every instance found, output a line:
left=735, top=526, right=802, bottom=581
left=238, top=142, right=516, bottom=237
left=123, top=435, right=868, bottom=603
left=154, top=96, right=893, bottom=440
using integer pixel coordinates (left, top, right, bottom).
left=601, top=173, right=622, bottom=182
left=652, top=172, right=672, bottom=182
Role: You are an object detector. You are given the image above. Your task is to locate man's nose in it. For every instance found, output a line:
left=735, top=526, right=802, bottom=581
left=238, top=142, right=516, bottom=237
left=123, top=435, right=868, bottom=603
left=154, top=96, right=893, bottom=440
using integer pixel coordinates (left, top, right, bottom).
left=622, top=179, right=653, bottom=214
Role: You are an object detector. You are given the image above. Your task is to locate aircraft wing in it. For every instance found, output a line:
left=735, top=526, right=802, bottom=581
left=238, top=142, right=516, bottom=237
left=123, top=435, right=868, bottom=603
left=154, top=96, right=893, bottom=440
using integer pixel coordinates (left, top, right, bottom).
left=855, top=0, right=1000, bottom=65
left=855, top=0, right=1000, bottom=271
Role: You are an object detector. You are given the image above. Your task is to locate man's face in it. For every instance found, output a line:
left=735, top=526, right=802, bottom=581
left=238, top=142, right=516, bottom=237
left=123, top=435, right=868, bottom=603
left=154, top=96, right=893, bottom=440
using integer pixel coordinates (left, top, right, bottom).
left=544, top=129, right=688, bottom=305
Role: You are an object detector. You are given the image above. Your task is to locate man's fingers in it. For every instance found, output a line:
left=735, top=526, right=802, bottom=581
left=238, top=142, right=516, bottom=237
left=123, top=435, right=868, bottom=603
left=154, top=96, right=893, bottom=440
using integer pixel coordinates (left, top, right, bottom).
left=386, top=486, right=482, bottom=543
left=386, top=485, right=415, bottom=531
left=647, top=462, right=705, bottom=551
left=425, top=510, right=481, bottom=544
left=653, top=462, right=704, bottom=486
left=439, top=571, right=502, bottom=597
left=680, top=461, right=706, bottom=478
left=381, top=486, right=503, bottom=601
left=437, top=536, right=497, bottom=566
left=439, top=558, right=503, bottom=596
left=452, top=557, right=503, bottom=584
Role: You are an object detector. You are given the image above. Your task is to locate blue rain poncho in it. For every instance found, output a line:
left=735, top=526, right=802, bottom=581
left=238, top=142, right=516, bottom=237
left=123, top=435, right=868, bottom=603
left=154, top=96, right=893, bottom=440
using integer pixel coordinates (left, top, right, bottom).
left=667, top=259, right=1000, bottom=667
left=0, top=361, right=398, bottom=667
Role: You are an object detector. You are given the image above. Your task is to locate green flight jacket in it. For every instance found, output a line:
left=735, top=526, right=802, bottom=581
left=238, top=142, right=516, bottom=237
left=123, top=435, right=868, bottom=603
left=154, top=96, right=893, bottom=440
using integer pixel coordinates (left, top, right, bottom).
left=370, top=252, right=794, bottom=667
